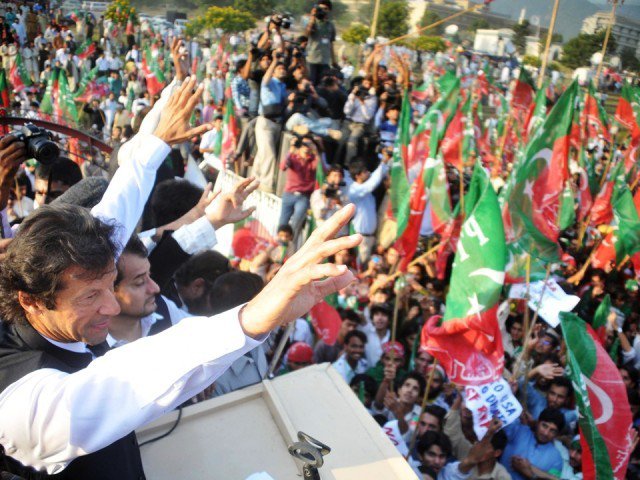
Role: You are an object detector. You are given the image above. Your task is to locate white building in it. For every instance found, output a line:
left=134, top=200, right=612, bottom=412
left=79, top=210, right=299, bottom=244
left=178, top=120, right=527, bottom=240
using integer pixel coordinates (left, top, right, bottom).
left=582, top=11, right=640, bottom=58
left=473, top=28, right=516, bottom=56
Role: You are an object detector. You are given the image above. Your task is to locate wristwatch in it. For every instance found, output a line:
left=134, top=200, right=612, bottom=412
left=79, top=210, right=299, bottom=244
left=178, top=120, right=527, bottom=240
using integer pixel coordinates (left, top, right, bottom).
left=618, top=327, right=623, bottom=334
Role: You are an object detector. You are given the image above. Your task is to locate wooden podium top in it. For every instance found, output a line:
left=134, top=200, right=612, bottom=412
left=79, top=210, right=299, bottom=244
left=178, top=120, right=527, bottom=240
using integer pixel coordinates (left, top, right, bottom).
left=137, top=364, right=419, bottom=480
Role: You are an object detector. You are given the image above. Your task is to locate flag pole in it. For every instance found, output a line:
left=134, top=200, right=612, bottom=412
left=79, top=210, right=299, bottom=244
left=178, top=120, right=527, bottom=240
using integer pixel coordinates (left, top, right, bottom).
left=519, top=253, right=532, bottom=407
left=537, top=0, right=561, bottom=90
left=594, top=0, right=620, bottom=88
left=371, top=0, right=382, bottom=38
left=405, top=358, right=439, bottom=460
left=385, top=2, right=485, bottom=46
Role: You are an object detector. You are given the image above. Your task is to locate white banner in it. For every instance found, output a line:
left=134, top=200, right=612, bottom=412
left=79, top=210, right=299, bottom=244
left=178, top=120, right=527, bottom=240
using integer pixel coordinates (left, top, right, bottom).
left=508, top=278, right=580, bottom=328
left=464, top=378, right=522, bottom=440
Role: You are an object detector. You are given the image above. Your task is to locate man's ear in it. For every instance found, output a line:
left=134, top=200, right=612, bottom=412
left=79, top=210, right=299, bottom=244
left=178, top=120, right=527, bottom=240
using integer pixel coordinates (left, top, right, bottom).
left=192, top=277, right=206, bottom=296
left=17, top=291, right=44, bottom=316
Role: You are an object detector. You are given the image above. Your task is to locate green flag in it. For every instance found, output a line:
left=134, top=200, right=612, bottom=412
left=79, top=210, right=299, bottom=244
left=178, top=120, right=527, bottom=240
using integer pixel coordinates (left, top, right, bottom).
left=390, top=90, right=412, bottom=239
left=40, top=68, right=59, bottom=115
left=593, top=294, right=611, bottom=330
left=558, top=181, right=575, bottom=231
left=612, top=170, right=640, bottom=263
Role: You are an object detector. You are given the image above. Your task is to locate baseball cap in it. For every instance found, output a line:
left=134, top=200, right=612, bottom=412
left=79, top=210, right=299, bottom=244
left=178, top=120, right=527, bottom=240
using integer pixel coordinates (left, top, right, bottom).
left=288, top=342, right=313, bottom=364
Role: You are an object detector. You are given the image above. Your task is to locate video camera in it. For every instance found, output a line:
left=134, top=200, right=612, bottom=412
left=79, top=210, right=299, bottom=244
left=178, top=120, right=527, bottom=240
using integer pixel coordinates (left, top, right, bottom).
left=10, top=124, right=59, bottom=165
left=312, top=4, right=328, bottom=20
left=270, top=13, right=292, bottom=30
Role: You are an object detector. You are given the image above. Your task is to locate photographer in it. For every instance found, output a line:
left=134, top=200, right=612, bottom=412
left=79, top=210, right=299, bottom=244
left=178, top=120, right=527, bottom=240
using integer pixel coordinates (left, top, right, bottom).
left=305, top=0, right=337, bottom=85
left=284, top=78, right=341, bottom=141
left=278, top=135, right=318, bottom=237
left=341, top=75, right=378, bottom=165
left=310, top=164, right=349, bottom=234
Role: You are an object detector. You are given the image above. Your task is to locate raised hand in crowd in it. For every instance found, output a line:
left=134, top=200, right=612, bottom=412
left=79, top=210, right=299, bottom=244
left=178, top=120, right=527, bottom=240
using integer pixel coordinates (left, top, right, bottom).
left=240, top=204, right=361, bottom=338
left=459, top=418, right=503, bottom=474
left=154, top=76, right=213, bottom=145
left=170, top=36, right=189, bottom=82
left=206, top=177, right=259, bottom=230
left=0, top=134, right=27, bottom=211
left=529, top=362, right=564, bottom=381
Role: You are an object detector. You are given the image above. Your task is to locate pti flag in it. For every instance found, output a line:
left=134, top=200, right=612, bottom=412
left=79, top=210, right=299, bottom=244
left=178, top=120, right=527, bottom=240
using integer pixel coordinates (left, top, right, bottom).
left=561, top=312, right=633, bottom=480
left=422, top=162, right=507, bottom=385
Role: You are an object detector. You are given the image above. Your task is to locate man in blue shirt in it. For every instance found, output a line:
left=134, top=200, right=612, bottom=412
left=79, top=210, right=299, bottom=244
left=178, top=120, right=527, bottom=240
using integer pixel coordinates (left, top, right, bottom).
left=501, top=408, right=564, bottom=480
left=251, top=49, right=289, bottom=193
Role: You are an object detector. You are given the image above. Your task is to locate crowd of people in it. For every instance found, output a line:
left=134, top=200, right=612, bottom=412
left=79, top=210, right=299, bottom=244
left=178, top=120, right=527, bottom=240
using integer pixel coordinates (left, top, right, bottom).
left=0, top=0, right=639, bottom=479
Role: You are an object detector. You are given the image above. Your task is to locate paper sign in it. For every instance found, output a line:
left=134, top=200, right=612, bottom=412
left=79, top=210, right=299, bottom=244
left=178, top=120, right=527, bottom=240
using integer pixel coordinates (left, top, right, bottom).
left=508, top=279, right=580, bottom=327
left=464, top=378, right=522, bottom=439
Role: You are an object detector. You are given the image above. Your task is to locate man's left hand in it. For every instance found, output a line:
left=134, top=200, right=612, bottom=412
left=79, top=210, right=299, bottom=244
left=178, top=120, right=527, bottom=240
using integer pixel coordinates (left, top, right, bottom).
left=206, top=177, right=259, bottom=230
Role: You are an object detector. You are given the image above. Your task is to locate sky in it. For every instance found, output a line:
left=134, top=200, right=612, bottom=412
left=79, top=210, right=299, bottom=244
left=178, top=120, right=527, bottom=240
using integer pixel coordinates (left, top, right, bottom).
left=489, top=0, right=640, bottom=40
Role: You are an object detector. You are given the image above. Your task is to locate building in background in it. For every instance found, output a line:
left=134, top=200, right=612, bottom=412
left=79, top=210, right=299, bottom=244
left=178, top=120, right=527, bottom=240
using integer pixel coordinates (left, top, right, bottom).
left=582, top=11, right=640, bottom=58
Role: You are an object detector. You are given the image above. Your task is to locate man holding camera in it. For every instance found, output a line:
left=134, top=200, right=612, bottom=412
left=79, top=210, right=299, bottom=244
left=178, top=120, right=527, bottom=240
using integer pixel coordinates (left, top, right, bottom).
left=305, top=0, right=337, bottom=85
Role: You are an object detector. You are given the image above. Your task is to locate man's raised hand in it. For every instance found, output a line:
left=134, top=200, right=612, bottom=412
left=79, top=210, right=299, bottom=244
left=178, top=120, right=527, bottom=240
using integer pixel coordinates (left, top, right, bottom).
left=240, top=204, right=362, bottom=338
left=206, top=177, right=259, bottom=229
left=153, top=76, right=213, bottom=145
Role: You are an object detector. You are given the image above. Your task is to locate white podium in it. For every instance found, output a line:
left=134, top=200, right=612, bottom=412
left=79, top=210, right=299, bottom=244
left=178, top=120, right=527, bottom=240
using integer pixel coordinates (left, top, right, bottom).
left=136, top=364, right=419, bottom=480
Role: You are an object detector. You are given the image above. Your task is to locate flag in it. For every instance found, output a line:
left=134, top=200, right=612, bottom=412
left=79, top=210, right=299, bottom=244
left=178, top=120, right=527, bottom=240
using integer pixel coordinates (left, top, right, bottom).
left=76, top=39, right=96, bottom=61
left=510, top=67, right=536, bottom=133
left=142, top=46, right=166, bottom=96
left=390, top=91, right=413, bottom=266
left=126, top=13, right=135, bottom=35
left=40, top=68, right=59, bottom=115
left=506, top=81, right=578, bottom=267
left=73, top=66, right=98, bottom=100
left=8, top=53, right=32, bottom=91
left=309, top=297, right=342, bottom=346
left=612, top=168, right=640, bottom=263
left=0, top=69, right=9, bottom=108
left=591, top=161, right=622, bottom=227
left=558, top=181, right=575, bottom=231
left=583, top=81, right=611, bottom=143
left=220, top=97, right=239, bottom=168
left=126, top=86, right=135, bottom=112
left=526, top=80, right=548, bottom=140
left=58, top=72, right=79, bottom=124
left=421, top=162, right=507, bottom=385
left=561, top=312, right=633, bottom=480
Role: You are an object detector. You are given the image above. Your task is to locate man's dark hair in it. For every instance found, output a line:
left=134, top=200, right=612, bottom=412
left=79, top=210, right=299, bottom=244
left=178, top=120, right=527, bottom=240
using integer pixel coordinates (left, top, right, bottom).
left=339, top=308, right=361, bottom=325
left=424, top=405, right=447, bottom=427
left=349, top=373, right=377, bottom=398
left=344, top=329, right=366, bottom=346
left=491, top=429, right=508, bottom=453
left=505, top=315, right=523, bottom=332
left=149, top=179, right=203, bottom=227
left=174, top=250, right=230, bottom=288
left=397, top=371, right=426, bottom=397
left=0, top=204, right=118, bottom=323
left=327, top=164, right=343, bottom=176
left=35, top=157, right=83, bottom=187
left=550, top=376, right=574, bottom=397
left=318, top=0, right=332, bottom=10
left=349, top=160, right=368, bottom=179
left=208, top=271, right=264, bottom=315
left=277, top=224, right=294, bottom=236
left=416, top=431, right=452, bottom=457
left=115, top=235, right=149, bottom=286
left=538, top=408, right=565, bottom=432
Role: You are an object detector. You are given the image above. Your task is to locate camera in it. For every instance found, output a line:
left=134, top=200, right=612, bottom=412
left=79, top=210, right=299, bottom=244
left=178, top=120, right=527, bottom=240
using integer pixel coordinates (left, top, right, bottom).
left=313, top=4, right=327, bottom=20
left=354, top=87, right=368, bottom=99
left=10, top=124, right=59, bottom=165
left=271, top=14, right=292, bottom=30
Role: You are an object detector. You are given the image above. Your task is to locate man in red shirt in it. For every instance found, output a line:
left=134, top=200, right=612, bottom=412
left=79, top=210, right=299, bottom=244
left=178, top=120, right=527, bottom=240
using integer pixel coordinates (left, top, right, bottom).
left=278, top=135, right=319, bottom=237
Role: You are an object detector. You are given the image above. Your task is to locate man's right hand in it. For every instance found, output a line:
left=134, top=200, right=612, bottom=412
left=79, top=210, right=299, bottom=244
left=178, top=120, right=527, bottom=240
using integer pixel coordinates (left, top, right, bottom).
left=240, top=204, right=362, bottom=338
left=0, top=135, right=26, bottom=210
left=153, top=77, right=213, bottom=145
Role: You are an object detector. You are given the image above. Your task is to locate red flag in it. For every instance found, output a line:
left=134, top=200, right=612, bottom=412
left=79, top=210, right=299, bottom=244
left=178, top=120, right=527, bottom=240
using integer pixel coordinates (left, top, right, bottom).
left=440, top=105, right=464, bottom=170
left=309, top=301, right=341, bottom=346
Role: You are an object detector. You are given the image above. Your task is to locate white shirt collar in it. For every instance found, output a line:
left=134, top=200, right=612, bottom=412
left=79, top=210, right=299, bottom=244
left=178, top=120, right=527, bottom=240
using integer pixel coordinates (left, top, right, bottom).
left=106, top=313, right=164, bottom=348
left=40, top=333, right=92, bottom=354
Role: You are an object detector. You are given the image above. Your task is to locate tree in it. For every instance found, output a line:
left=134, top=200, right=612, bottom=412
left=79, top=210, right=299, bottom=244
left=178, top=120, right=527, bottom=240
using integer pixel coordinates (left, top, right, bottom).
left=621, top=46, right=640, bottom=72
left=105, top=0, right=138, bottom=26
left=402, top=35, right=446, bottom=52
left=551, top=32, right=563, bottom=44
left=378, top=1, right=409, bottom=39
left=420, top=9, right=443, bottom=35
left=187, top=6, right=255, bottom=35
left=560, top=30, right=617, bottom=69
left=342, top=23, right=370, bottom=45
left=233, top=0, right=275, bottom=18
left=522, top=54, right=541, bottom=68
left=512, top=20, right=531, bottom=52
left=470, top=18, right=489, bottom=31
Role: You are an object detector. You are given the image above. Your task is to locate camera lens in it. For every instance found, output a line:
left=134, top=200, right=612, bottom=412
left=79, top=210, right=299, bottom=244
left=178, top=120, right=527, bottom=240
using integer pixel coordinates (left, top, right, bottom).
left=29, top=137, right=60, bottom=165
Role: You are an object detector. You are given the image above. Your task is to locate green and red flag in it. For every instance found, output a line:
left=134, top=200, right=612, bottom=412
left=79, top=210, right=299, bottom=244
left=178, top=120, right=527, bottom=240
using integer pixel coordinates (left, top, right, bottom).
left=390, top=91, right=415, bottom=269
left=220, top=97, right=239, bottom=169
left=558, top=181, right=575, bottom=231
left=583, top=80, right=611, bottom=143
left=525, top=80, right=548, bottom=141
left=440, top=96, right=468, bottom=171
left=76, top=39, right=96, bottom=61
left=73, top=65, right=98, bottom=100
left=309, top=293, right=342, bottom=346
left=506, top=80, right=578, bottom=269
left=577, top=148, right=594, bottom=222
left=591, top=161, right=622, bottom=227
left=421, top=162, right=507, bottom=385
left=9, top=53, right=32, bottom=92
left=510, top=67, right=536, bottom=133
left=0, top=69, right=9, bottom=108
left=58, top=72, right=79, bottom=124
left=142, top=46, right=166, bottom=96
left=560, top=312, right=633, bottom=480
left=612, top=166, right=640, bottom=263
left=40, top=67, right=59, bottom=116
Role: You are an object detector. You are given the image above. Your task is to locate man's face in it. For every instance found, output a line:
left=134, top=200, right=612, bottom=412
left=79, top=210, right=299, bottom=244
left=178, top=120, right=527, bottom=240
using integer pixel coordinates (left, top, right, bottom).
left=345, top=336, right=365, bottom=362
left=275, top=65, right=288, bottom=81
left=339, top=319, right=358, bottom=339
left=381, top=353, right=403, bottom=370
left=414, top=352, right=432, bottom=374
left=24, top=265, right=120, bottom=345
left=421, top=444, right=447, bottom=473
left=417, top=412, right=441, bottom=435
left=620, top=368, right=634, bottom=389
left=535, top=420, right=559, bottom=444
left=372, top=311, right=389, bottom=331
left=398, top=378, right=420, bottom=405
left=509, top=321, right=523, bottom=342
left=326, top=170, right=343, bottom=186
left=114, top=253, right=160, bottom=319
left=569, top=447, right=582, bottom=470
left=535, top=334, right=555, bottom=354
left=34, top=177, right=67, bottom=206
left=547, top=385, right=569, bottom=409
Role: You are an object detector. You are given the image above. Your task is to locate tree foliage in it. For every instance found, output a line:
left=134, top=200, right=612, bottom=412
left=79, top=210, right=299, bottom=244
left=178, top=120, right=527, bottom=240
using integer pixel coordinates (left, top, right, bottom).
left=560, top=30, right=617, bottom=69
left=378, top=1, right=409, bottom=39
left=400, top=35, right=446, bottom=52
left=621, top=47, right=640, bottom=72
left=512, top=20, right=530, bottom=52
left=522, top=54, right=541, bottom=68
left=420, top=9, right=443, bottom=35
left=105, top=0, right=138, bottom=26
left=469, top=18, right=489, bottom=31
left=342, top=23, right=370, bottom=44
left=233, top=0, right=275, bottom=18
left=186, top=6, right=255, bottom=35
